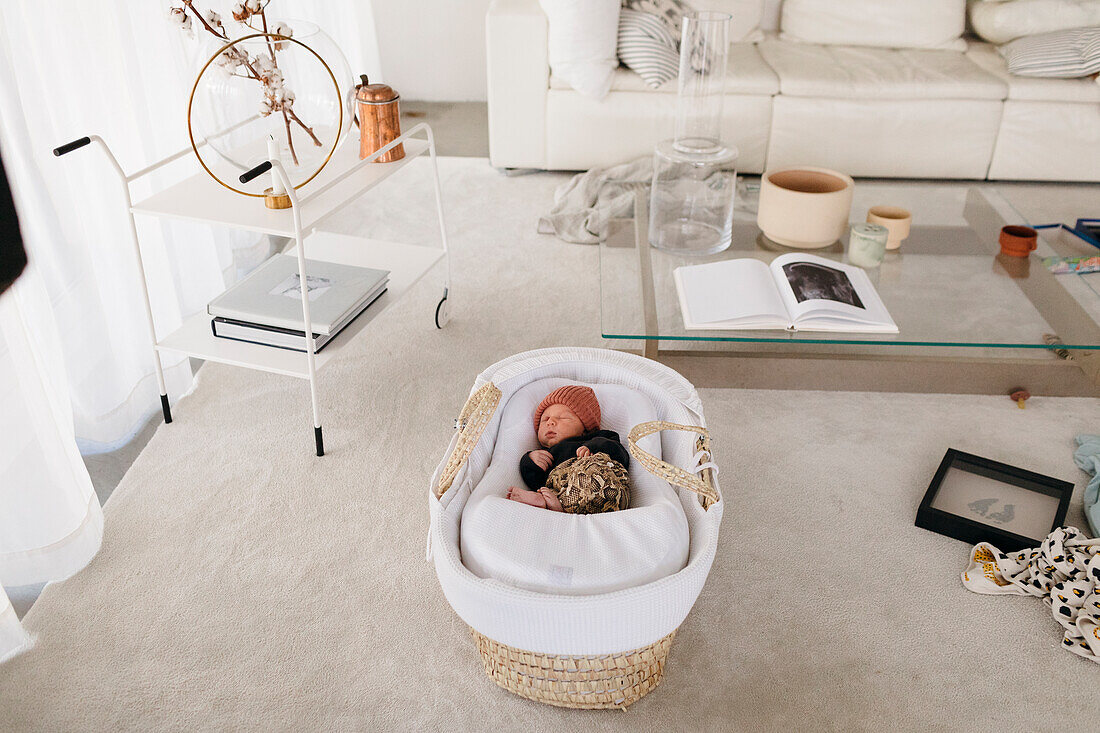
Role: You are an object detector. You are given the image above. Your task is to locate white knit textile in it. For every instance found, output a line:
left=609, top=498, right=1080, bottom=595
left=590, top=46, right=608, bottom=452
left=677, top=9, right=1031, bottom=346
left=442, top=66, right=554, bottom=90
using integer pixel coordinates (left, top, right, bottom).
left=428, top=347, right=724, bottom=656
left=459, top=378, right=690, bottom=595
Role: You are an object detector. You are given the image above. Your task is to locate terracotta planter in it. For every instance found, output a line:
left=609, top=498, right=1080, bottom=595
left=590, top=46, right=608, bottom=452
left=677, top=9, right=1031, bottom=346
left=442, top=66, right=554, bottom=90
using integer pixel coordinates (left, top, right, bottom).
left=867, top=205, right=912, bottom=250
left=757, top=167, right=854, bottom=249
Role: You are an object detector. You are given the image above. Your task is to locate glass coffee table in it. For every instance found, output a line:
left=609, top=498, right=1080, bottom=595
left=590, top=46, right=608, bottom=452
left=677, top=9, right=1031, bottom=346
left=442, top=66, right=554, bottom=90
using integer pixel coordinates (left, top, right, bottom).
left=597, top=181, right=1100, bottom=395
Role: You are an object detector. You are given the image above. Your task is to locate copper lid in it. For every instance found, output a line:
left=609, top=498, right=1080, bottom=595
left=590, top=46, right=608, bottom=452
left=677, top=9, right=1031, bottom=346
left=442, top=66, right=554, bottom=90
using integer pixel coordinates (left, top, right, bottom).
left=355, top=74, right=399, bottom=103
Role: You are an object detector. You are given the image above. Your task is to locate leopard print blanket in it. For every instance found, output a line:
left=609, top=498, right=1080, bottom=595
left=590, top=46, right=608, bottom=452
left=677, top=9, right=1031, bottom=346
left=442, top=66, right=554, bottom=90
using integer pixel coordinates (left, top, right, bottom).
left=545, top=452, right=631, bottom=515
left=962, top=526, right=1100, bottom=663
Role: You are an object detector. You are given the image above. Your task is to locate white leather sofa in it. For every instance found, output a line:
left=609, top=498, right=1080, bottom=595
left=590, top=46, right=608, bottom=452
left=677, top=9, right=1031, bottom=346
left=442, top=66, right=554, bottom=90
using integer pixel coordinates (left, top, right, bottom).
left=486, top=0, right=1100, bottom=181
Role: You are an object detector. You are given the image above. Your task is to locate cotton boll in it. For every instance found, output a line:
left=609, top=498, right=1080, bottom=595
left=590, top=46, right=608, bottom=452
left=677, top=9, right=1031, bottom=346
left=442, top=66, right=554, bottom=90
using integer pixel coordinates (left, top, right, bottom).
left=167, top=6, right=193, bottom=37
left=272, top=22, right=293, bottom=50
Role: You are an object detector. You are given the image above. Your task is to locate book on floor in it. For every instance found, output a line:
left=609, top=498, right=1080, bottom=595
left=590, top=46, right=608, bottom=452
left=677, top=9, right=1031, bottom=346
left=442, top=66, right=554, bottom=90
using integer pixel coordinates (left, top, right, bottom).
left=208, top=254, right=389, bottom=334
left=673, top=253, right=898, bottom=333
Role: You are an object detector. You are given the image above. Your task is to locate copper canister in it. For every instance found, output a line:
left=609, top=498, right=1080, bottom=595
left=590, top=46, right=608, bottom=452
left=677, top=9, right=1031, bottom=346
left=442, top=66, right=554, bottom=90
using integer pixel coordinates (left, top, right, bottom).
left=355, top=75, right=404, bottom=162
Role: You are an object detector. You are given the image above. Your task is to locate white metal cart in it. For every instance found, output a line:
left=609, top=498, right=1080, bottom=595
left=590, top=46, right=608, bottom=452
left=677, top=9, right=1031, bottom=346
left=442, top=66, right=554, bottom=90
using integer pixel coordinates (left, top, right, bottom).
left=53, top=123, right=452, bottom=456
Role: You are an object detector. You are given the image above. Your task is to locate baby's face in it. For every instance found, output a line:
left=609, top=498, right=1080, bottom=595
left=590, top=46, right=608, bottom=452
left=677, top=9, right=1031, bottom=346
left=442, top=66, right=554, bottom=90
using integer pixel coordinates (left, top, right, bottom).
left=537, top=404, right=586, bottom=447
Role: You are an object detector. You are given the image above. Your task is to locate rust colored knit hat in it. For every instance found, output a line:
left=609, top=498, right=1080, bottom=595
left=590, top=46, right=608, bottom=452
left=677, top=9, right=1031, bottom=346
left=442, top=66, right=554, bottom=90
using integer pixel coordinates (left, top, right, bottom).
left=533, top=385, right=601, bottom=433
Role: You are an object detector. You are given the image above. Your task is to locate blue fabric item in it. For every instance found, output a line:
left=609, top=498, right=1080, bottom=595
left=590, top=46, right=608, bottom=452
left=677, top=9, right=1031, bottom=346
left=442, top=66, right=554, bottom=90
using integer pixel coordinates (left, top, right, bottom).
left=1074, top=434, right=1100, bottom=537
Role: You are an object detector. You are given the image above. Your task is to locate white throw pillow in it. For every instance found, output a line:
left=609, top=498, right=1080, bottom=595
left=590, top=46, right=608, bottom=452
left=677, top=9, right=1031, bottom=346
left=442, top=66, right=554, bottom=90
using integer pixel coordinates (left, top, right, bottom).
left=540, top=0, right=621, bottom=99
left=781, top=0, right=968, bottom=51
left=970, top=0, right=1100, bottom=45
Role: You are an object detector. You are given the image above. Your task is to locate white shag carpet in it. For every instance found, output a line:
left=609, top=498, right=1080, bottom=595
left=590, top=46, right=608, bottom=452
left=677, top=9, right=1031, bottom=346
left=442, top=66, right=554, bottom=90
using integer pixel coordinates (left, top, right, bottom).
left=2, top=158, right=1098, bottom=731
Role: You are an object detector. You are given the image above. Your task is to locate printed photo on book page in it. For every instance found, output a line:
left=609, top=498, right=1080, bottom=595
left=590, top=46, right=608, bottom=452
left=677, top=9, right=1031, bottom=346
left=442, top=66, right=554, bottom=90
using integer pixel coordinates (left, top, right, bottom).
left=781, top=260, right=864, bottom=309
left=770, top=253, right=897, bottom=333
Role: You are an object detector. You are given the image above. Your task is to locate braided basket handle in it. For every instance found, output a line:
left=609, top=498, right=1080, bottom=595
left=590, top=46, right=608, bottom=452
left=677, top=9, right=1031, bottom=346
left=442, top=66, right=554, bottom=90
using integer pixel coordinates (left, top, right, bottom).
left=435, top=383, right=502, bottom=498
left=628, top=421, right=720, bottom=509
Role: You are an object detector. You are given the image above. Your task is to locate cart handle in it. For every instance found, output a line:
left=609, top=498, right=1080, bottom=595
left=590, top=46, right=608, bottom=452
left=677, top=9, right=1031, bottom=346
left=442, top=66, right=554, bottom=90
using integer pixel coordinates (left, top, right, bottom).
left=53, top=137, right=91, bottom=156
left=239, top=161, right=272, bottom=184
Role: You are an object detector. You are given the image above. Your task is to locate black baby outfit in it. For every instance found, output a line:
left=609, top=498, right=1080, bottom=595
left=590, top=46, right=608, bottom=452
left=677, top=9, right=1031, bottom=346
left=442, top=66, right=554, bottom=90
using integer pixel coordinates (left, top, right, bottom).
left=519, top=430, right=630, bottom=490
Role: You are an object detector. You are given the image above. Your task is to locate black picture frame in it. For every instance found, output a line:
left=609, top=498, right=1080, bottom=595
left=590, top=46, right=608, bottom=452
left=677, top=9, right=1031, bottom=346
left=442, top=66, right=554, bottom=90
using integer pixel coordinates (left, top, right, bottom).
left=915, top=448, right=1074, bottom=552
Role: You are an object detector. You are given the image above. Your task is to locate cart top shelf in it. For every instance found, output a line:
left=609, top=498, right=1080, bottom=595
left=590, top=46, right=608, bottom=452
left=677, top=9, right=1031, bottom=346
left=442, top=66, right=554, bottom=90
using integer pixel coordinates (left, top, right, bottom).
left=131, top=137, right=430, bottom=237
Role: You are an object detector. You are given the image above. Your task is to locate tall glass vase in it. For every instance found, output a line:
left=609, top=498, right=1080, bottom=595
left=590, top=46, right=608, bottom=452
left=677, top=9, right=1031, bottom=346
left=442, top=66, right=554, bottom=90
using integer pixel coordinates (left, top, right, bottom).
left=649, top=11, right=738, bottom=255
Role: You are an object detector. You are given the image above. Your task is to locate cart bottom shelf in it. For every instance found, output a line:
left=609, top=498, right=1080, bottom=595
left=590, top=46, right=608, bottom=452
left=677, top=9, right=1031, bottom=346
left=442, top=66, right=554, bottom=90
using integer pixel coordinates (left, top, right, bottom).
left=155, top=232, right=445, bottom=379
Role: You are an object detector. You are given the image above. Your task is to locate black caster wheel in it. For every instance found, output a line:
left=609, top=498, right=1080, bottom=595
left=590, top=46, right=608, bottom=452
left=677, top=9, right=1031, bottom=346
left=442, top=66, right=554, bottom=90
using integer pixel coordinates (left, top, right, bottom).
left=435, top=294, right=450, bottom=328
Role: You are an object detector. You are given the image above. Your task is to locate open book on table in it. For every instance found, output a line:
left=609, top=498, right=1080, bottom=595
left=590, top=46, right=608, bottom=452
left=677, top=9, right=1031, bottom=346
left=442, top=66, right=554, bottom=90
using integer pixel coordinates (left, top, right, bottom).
left=673, top=253, right=898, bottom=333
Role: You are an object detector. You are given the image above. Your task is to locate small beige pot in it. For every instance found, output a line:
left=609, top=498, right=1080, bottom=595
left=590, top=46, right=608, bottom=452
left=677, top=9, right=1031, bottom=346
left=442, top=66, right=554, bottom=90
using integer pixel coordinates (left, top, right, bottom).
left=867, top=206, right=912, bottom=250
left=757, top=167, right=855, bottom=249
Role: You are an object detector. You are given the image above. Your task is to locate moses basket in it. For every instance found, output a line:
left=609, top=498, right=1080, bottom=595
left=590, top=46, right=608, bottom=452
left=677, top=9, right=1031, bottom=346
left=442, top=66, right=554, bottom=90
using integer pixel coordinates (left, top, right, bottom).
left=427, top=347, right=724, bottom=709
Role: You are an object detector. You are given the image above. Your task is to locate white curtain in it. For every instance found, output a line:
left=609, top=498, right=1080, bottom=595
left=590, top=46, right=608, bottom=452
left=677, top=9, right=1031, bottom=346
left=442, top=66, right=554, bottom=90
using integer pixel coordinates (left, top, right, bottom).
left=0, top=0, right=379, bottom=662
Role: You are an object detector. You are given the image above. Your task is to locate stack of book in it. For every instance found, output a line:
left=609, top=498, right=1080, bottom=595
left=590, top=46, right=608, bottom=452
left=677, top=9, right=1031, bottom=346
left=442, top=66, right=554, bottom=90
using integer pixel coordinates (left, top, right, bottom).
left=208, top=255, right=390, bottom=353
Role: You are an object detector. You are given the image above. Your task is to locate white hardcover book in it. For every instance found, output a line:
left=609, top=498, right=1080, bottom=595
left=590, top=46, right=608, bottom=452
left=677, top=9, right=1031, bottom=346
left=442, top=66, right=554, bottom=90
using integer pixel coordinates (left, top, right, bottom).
left=674, top=253, right=898, bottom=334
left=208, top=255, right=390, bottom=335
left=211, top=280, right=389, bottom=353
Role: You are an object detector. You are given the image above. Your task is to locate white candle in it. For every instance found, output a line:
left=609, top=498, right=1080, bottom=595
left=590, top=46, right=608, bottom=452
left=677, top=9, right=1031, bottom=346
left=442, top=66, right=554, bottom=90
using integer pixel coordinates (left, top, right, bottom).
left=267, top=134, right=285, bottom=195
left=848, top=223, right=888, bottom=268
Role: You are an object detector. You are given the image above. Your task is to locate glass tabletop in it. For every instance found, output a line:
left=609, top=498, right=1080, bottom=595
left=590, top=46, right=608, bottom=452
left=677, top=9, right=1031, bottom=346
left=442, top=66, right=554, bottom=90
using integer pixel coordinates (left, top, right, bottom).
left=598, top=180, right=1100, bottom=350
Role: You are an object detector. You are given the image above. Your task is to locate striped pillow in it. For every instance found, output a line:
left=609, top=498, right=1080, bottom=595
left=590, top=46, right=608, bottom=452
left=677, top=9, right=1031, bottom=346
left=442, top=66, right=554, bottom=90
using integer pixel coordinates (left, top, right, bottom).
left=999, top=27, right=1100, bottom=78
left=618, top=8, right=681, bottom=88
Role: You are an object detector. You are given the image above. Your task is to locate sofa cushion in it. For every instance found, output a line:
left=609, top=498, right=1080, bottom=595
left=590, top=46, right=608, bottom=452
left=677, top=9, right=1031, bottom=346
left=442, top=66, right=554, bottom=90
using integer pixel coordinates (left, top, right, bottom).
left=697, top=0, right=766, bottom=42
left=553, top=41, right=779, bottom=94
left=967, top=42, right=1100, bottom=103
left=969, top=0, right=1100, bottom=45
left=758, top=40, right=1007, bottom=101
left=619, top=1, right=765, bottom=43
left=780, top=0, right=967, bottom=51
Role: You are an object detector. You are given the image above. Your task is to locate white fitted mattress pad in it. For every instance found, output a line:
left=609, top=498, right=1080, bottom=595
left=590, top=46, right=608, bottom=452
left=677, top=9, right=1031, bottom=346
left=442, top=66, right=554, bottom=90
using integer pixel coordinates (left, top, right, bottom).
left=459, top=378, right=690, bottom=596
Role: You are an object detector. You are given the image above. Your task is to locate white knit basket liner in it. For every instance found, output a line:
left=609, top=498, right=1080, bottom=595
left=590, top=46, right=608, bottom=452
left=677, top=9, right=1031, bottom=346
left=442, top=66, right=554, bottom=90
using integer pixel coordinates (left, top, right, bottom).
left=428, top=347, right=724, bottom=656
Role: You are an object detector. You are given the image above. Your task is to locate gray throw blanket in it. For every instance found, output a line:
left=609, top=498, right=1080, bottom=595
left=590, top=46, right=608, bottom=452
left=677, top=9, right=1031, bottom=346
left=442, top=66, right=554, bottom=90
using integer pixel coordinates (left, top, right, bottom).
left=537, top=157, right=653, bottom=244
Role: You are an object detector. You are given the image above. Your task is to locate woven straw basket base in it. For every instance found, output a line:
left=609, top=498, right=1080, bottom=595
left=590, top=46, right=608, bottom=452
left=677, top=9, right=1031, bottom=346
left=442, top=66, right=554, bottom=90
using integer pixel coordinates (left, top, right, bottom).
left=471, top=630, right=676, bottom=710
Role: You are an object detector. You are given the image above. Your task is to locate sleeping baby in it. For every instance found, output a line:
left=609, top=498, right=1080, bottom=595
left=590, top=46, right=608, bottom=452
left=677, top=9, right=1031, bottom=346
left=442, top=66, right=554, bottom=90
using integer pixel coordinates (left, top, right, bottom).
left=506, top=385, right=632, bottom=514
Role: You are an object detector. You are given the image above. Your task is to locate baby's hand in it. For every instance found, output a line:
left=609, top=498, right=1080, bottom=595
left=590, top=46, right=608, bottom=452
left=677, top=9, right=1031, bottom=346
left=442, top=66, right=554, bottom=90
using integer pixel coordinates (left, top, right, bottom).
left=575, top=445, right=591, bottom=458
left=529, top=450, right=553, bottom=470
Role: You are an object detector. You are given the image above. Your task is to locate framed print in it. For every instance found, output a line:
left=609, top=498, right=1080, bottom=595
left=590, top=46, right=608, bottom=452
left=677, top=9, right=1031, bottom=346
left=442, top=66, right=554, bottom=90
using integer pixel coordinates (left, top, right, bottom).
left=915, top=449, right=1074, bottom=551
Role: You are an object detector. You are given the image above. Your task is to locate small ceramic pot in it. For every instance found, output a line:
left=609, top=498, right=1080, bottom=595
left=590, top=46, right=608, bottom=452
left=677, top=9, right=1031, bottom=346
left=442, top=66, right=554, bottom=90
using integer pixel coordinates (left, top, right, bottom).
left=866, top=206, right=912, bottom=251
left=999, top=225, right=1037, bottom=258
left=757, top=167, right=855, bottom=249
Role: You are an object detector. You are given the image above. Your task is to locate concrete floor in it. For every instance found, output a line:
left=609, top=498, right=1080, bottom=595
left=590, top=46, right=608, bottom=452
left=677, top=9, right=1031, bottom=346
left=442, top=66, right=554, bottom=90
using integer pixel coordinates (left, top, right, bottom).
left=11, top=101, right=1099, bottom=619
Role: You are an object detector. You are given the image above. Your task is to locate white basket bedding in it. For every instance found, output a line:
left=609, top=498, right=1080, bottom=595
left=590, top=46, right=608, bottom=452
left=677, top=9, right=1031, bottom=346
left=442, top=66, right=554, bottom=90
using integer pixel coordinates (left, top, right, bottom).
left=428, top=348, right=724, bottom=657
left=460, top=377, right=690, bottom=596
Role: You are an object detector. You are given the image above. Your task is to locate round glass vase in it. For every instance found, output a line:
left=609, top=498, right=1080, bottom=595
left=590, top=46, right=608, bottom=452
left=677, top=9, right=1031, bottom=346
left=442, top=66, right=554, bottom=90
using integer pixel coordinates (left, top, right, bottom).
left=649, top=11, right=737, bottom=255
left=649, top=141, right=738, bottom=255
left=190, top=20, right=355, bottom=196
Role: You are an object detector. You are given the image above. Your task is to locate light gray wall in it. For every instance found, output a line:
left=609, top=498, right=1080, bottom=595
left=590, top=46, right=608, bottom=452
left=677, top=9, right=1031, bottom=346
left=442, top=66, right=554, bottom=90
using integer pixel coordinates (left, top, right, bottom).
left=372, top=0, right=493, bottom=102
